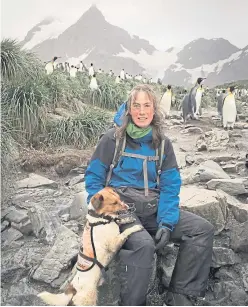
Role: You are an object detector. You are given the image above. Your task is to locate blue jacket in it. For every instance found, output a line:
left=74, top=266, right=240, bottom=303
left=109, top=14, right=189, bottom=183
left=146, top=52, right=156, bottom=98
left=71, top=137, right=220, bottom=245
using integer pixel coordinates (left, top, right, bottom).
left=113, top=102, right=127, bottom=126
left=85, top=128, right=182, bottom=231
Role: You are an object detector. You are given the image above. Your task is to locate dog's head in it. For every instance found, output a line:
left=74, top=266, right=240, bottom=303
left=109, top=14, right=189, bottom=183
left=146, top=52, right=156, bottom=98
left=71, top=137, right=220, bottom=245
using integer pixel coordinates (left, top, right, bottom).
left=90, top=187, right=128, bottom=215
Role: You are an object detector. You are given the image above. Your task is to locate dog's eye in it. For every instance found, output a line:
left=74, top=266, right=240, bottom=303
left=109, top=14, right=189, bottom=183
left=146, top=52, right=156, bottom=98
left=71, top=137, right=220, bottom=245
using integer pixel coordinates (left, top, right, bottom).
left=113, top=202, right=118, bottom=205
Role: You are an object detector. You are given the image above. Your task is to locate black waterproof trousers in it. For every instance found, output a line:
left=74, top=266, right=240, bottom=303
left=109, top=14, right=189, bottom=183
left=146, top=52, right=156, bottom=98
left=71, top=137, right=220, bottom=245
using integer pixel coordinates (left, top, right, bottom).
left=118, top=210, right=214, bottom=306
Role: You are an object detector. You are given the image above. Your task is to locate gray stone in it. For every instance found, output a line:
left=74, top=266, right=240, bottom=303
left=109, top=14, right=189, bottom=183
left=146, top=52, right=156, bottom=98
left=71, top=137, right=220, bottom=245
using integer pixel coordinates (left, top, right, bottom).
left=66, top=174, right=85, bottom=186
left=175, top=152, right=186, bottom=169
left=180, top=186, right=227, bottom=234
left=216, top=190, right=248, bottom=223
left=182, top=160, right=230, bottom=185
left=1, top=220, right=10, bottom=232
left=196, top=139, right=207, bottom=151
left=16, top=173, right=58, bottom=189
left=70, top=182, right=86, bottom=193
left=69, top=191, right=88, bottom=220
left=207, top=178, right=248, bottom=195
left=230, top=221, right=248, bottom=252
left=2, top=227, right=23, bottom=248
left=32, top=226, right=79, bottom=285
left=182, top=127, right=203, bottom=134
left=11, top=219, right=33, bottom=235
left=28, top=205, right=62, bottom=244
left=212, top=154, right=236, bottom=163
left=222, top=164, right=238, bottom=173
left=212, top=247, right=240, bottom=268
left=240, top=264, right=248, bottom=291
left=12, top=188, right=59, bottom=208
left=3, top=278, right=44, bottom=306
left=5, top=208, right=29, bottom=224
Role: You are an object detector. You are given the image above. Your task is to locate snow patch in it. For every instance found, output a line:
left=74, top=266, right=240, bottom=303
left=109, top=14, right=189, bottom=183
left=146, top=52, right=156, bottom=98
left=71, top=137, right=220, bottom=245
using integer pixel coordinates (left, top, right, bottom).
left=66, top=48, right=95, bottom=65
left=23, top=20, right=68, bottom=50
left=116, top=45, right=183, bottom=78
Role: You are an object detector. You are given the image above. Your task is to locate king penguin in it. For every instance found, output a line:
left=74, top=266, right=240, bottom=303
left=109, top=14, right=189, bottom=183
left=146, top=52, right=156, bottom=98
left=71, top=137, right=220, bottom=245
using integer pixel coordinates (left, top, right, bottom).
left=45, top=56, right=60, bottom=75
left=89, top=63, right=94, bottom=77
left=195, top=84, right=204, bottom=118
left=160, top=85, right=173, bottom=117
left=217, top=89, right=226, bottom=117
left=222, top=86, right=237, bottom=130
left=182, top=77, right=206, bottom=122
left=89, top=74, right=98, bottom=90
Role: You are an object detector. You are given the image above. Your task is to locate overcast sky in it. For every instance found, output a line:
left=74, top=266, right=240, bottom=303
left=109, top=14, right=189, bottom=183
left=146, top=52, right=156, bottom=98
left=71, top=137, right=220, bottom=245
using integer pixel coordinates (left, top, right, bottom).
left=1, top=0, right=248, bottom=50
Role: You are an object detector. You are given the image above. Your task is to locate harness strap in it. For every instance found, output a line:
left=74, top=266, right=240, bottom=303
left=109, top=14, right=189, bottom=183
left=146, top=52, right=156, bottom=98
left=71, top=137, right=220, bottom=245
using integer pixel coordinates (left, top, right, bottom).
left=121, top=152, right=159, bottom=196
left=76, top=225, right=108, bottom=280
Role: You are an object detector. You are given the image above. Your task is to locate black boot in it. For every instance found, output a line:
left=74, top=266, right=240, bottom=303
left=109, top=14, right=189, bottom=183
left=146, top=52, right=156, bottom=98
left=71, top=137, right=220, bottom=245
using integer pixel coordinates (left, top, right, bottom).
left=165, top=291, right=193, bottom=306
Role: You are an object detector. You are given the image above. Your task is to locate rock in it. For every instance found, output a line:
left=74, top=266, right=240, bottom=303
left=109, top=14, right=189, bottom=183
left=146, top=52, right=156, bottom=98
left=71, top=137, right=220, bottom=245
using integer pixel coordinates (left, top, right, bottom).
left=5, top=208, right=29, bottom=224
left=175, top=152, right=186, bottom=169
left=70, top=182, right=86, bottom=193
left=69, top=191, right=88, bottom=220
left=63, top=220, right=80, bottom=235
left=196, top=139, right=207, bottom=151
left=222, top=164, right=237, bottom=173
left=182, top=127, right=203, bottom=134
left=212, top=154, right=236, bottom=163
left=3, top=278, right=42, bottom=306
left=235, top=122, right=245, bottom=129
left=1, top=227, right=23, bottom=248
left=216, top=190, right=248, bottom=223
left=244, top=124, right=248, bottom=129
left=213, top=281, right=248, bottom=306
left=180, top=186, right=227, bottom=234
left=11, top=219, right=33, bottom=235
left=69, top=164, right=87, bottom=175
left=212, top=247, right=240, bottom=268
left=230, top=221, right=248, bottom=252
left=32, top=226, right=79, bottom=285
left=240, top=264, right=248, bottom=291
left=207, top=178, right=248, bottom=195
left=1, top=220, right=10, bottom=232
left=171, top=119, right=182, bottom=125
left=65, top=174, right=85, bottom=186
left=182, top=160, right=230, bottom=185
left=1, top=242, right=50, bottom=283
left=16, top=173, right=58, bottom=189
left=179, top=144, right=193, bottom=152
left=28, top=205, right=62, bottom=244
left=12, top=188, right=60, bottom=209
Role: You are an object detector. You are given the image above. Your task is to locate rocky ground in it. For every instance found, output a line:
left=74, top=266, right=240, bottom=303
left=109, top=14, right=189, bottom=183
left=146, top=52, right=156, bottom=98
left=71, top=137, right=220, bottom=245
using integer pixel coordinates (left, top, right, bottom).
left=1, top=107, right=248, bottom=306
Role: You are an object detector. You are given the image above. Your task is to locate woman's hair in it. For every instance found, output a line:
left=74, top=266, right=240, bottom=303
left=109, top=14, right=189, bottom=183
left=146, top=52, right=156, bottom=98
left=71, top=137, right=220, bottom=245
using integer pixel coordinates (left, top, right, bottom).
left=117, top=84, right=165, bottom=149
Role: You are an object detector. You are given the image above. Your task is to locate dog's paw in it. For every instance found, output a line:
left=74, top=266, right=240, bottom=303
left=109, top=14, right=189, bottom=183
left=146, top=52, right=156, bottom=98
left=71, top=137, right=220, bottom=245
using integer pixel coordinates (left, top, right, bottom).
left=128, top=225, right=144, bottom=234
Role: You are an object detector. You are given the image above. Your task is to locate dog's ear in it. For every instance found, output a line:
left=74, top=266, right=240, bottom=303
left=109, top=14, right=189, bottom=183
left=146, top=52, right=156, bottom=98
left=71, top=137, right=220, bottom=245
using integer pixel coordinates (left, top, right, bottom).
left=91, top=194, right=104, bottom=210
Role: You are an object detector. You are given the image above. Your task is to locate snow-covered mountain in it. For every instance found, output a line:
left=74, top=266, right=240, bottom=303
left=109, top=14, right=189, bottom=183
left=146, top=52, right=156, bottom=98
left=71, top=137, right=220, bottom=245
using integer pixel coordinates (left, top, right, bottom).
left=22, top=5, right=248, bottom=87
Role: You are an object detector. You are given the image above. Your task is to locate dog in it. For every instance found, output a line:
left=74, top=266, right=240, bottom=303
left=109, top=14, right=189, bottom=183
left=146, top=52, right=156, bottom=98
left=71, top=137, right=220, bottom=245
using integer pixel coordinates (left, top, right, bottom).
left=38, top=187, right=143, bottom=306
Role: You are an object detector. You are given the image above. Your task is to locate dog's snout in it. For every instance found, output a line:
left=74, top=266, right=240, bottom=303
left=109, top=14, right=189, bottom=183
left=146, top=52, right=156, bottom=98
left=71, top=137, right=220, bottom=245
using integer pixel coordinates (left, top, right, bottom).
left=121, top=201, right=128, bottom=209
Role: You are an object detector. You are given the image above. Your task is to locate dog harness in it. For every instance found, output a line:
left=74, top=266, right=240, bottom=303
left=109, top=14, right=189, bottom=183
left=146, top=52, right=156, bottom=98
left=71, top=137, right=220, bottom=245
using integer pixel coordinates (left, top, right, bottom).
left=76, top=210, right=120, bottom=278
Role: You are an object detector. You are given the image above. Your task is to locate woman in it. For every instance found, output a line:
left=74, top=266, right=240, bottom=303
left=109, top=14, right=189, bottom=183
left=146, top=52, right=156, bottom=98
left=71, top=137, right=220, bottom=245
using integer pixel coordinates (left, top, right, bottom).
left=85, top=84, right=214, bottom=306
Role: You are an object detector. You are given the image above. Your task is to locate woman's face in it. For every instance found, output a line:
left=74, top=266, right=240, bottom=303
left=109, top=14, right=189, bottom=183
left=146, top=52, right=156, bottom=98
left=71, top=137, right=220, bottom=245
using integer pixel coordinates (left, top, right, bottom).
left=129, top=91, right=155, bottom=128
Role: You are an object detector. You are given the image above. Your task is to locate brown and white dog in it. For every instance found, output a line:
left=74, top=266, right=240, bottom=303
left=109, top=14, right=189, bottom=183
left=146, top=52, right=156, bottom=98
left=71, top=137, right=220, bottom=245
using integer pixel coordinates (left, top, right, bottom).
left=38, top=187, right=142, bottom=306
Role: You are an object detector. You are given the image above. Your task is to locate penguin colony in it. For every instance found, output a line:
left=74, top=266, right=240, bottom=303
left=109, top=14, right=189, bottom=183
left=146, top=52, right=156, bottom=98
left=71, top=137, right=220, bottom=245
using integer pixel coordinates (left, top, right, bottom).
left=44, top=57, right=247, bottom=129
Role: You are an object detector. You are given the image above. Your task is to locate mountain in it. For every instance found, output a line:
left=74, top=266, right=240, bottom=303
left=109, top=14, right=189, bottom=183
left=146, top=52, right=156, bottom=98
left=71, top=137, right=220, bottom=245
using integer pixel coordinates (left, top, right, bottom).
left=162, top=39, right=248, bottom=87
left=23, top=5, right=156, bottom=76
left=22, top=6, right=248, bottom=86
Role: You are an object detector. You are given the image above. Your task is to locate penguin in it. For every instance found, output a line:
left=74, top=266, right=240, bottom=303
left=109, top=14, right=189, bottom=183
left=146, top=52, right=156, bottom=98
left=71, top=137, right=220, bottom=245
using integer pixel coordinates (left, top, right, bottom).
left=89, top=74, right=98, bottom=90
left=115, top=75, right=121, bottom=84
left=79, top=61, right=87, bottom=72
left=245, top=153, right=248, bottom=169
left=45, top=56, right=60, bottom=75
left=89, top=63, right=94, bottom=77
left=217, top=89, right=226, bottom=117
left=160, top=85, right=173, bottom=117
left=98, top=68, right=102, bottom=74
left=222, top=86, right=237, bottom=130
left=182, top=77, right=206, bottom=123
left=109, top=70, right=113, bottom=76
left=69, top=65, right=77, bottom=78
left=195, top=84, right=204, bottom=118
left=120, top=69, right=125, bottom=80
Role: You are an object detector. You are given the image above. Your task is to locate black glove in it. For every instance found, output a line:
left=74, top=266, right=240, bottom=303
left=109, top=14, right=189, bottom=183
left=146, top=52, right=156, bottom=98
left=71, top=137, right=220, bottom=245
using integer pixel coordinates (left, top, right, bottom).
left=155, top=227, right=171, bottom=251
